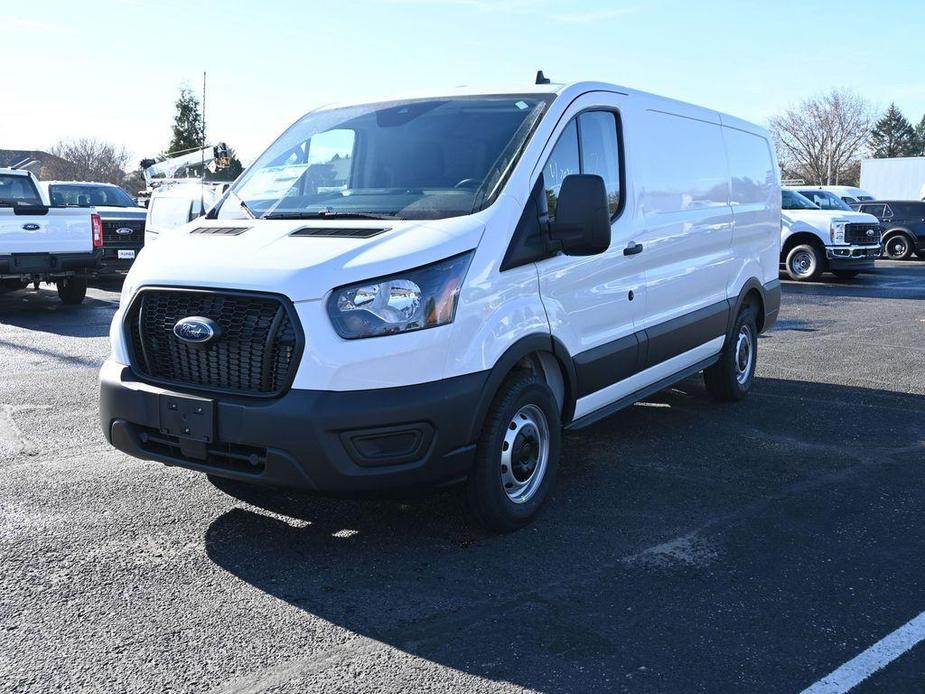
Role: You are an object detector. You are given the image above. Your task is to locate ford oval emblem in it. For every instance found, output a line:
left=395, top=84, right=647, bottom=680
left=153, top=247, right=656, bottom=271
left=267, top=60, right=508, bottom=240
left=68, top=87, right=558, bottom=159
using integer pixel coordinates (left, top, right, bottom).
left=115, top=227, right=134, bottom=235
left=173, top=316, right=221, bottom=344
left=22, top=223, right=40, bottom=231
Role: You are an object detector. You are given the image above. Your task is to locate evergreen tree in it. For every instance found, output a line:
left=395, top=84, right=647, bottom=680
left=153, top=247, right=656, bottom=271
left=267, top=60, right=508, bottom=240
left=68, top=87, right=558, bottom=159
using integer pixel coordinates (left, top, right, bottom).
left=869, top=103, right=917, bottom=158
left=915, top=115, right=925, bottom=156
left=167, top=87, right=205, bottom=155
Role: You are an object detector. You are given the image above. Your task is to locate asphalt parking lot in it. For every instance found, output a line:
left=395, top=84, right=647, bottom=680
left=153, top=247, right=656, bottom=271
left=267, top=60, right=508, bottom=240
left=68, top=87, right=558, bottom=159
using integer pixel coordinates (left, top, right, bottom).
left=1, top=261, right=924, bottom=693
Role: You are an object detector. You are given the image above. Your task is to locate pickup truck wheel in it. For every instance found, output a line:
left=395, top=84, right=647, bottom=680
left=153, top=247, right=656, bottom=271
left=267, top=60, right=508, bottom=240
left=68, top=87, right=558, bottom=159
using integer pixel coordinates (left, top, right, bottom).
left=785, top=243, right=823, bottom=281
left=57, top=277, right=87, bottom=305
left=832, top=270, right=860, bottom=279
left=883, top=233, right=914, bottom=260
left=465, top=371, right=561, bottom=532
left=703, top=304, right=758, bottom=402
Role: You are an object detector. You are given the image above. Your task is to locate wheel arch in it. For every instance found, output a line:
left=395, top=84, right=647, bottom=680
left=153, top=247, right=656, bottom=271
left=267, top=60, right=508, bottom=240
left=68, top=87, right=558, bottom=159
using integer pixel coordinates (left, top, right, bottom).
left=727, top=279, right=768, bottom=339
left=781, top=231, right=825, bottom=257
left=468, top=334, right=578, bottom=440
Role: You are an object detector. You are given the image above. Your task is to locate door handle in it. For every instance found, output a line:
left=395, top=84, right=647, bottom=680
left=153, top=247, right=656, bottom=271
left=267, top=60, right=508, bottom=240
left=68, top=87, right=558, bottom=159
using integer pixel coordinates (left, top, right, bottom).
left=623, top=242, right=643, bottom=256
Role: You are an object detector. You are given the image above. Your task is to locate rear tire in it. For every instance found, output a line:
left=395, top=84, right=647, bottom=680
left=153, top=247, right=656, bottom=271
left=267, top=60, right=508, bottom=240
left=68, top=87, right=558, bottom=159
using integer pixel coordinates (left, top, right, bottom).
left=57, top=277, right=87, bottom=305
left=832, top=270, right=860, bottom=279
left=785, top=243, right=824, bottom=281
left=883, top=233, right=914, bottom=260
left=465, top=371, right=561, bottom=532
left=704, top=304, right=758, bottom=402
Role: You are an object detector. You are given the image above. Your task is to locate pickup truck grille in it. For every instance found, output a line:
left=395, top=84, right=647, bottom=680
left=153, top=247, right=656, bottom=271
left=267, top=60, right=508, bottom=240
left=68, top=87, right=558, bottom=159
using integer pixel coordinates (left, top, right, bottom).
left=125, top=289, right=302, bottom=397
left=845, top=223, right=881, bottom=245
left=103, top=219, right=145, bottom=245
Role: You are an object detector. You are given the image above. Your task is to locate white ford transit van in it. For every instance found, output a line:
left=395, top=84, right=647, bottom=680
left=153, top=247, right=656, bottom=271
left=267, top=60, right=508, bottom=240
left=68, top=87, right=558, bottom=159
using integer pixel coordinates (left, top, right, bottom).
left=101, top=80, right=781, bottom=531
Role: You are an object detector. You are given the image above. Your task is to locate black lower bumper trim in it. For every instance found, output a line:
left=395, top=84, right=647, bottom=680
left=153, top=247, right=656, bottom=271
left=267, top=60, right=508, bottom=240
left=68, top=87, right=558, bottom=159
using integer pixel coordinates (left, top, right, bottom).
left=100, top=361, right=486, bottom=493
left=0, top=250, right=103, bottom=277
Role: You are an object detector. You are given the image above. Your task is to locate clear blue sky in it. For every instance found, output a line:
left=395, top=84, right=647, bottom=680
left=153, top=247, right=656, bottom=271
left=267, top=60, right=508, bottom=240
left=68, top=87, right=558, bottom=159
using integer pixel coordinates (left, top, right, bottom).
left=2, top=0, right=923, bottom=166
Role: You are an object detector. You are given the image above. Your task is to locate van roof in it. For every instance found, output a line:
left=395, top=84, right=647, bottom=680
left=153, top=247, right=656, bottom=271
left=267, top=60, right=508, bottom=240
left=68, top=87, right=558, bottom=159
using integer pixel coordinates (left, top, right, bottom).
left=315, top=80, right=768, bottom=137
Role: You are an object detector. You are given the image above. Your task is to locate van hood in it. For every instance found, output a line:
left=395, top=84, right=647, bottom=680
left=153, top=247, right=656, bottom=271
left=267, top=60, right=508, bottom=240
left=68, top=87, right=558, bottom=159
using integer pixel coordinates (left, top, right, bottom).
left=128, top=216, right=485, bottom=302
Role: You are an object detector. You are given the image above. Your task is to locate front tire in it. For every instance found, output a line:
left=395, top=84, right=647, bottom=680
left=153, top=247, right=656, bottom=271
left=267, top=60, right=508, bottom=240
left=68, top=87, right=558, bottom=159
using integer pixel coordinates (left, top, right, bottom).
left=704, top=304, right=758, bottom=402
left=883, top=233, right=914, bottom=260
left=57, top=277, right=87, bottom=304
left=466, top=371, right=561, bottom=532
left=832, top=270, right=860, bottom=279
left=785, top=243, right=824, bottom=281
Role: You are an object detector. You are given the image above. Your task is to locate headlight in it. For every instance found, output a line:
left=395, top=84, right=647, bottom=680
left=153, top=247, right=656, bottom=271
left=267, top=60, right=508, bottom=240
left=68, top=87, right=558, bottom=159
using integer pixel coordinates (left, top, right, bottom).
left=830, top=219, right=848, bottom=244
left=327, top=252, right=473, bottom=339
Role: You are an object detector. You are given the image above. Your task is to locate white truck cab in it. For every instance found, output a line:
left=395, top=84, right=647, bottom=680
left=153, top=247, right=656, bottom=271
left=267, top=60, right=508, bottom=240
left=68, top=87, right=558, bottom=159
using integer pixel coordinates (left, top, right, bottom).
left=781, top=187, right=881, bottom=281
left=0, top=168, right=101, bottom=303
left=102, top=79, right=781, bottom=530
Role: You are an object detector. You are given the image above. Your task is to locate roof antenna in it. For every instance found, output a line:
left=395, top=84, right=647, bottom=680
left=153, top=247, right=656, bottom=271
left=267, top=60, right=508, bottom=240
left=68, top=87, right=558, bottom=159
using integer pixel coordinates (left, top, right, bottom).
left=535, top=70, right=551, bottom=85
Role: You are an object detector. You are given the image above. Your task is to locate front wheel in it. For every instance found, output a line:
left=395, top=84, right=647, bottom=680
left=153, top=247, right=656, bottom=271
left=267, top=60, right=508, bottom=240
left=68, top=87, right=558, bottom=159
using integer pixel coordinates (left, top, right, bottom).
left=883, top=234, right=914, bottom=260
left=785, top=243, right=824, bottom=281
left=832, top=270, right=860, bottom=279
left=703, top=304, right=758, bottom=402
left=57, top=277, right=87, bottom=304
left=466, top=371, right=561, bottom=532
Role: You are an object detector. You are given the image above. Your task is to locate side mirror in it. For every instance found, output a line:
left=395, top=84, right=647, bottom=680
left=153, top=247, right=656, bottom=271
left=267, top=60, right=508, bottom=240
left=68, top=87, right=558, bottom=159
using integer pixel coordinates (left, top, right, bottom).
left=549, top=174, right=611, bottom=255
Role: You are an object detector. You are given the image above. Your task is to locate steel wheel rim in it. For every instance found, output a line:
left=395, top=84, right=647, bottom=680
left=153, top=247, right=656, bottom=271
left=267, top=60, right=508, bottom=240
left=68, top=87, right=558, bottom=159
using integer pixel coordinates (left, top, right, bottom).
left=790, top=250, right=814, bottom=278
left=888, top=238, right=907, bottom=258
left=500, top=404, right=550, bottom=504
left=734, top=325, right=754, bottom=385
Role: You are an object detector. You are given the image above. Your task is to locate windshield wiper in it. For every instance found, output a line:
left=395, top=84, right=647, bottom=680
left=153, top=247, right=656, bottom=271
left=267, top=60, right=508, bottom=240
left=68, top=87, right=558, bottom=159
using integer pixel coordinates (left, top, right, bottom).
left=262, top=210, right=401, bottom=221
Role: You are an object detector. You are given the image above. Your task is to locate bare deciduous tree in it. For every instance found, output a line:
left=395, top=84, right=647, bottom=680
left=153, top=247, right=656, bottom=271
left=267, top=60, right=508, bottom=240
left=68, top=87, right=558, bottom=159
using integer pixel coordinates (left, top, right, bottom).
left=769, top=90, right=873, bottom=185
left=46, top=138, right=131, bottom=184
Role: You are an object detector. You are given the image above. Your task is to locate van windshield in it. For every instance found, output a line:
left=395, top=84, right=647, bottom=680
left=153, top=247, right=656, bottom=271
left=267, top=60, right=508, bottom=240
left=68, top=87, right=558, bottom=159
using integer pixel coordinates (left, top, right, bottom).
left=217, top=94, right=552, bottom=221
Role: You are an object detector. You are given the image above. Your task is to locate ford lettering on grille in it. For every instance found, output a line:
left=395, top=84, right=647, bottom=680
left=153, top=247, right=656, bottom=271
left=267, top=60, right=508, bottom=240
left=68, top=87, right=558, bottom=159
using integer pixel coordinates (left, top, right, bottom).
left=173, top=317, right=220, bottom=344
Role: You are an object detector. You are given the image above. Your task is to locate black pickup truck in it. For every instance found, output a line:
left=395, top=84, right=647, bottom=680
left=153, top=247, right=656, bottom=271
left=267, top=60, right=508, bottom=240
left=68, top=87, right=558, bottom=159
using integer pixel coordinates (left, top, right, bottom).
left=44, top=181, right=146, bottom=273
left=851, top=200, right=925, bottom=260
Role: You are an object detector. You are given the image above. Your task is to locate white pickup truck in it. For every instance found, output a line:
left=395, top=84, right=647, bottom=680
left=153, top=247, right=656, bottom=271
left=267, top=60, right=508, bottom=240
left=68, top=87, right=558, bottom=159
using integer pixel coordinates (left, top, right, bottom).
left=780, top=188, right=882, bottom=281
left=0, top=168, right=102, bottom=303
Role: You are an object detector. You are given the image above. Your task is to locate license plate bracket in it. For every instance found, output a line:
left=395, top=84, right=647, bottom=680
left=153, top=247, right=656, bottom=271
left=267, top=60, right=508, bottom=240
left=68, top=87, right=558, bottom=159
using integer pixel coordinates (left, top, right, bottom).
left=158, top=394, right=214, bottom=444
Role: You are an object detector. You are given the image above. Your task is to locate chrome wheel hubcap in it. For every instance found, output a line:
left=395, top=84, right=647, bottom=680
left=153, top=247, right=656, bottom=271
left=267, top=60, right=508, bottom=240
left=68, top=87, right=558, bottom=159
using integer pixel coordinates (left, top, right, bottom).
left=791, top=250, right=814, bottom=277
left=500, top=404, right=550, bottom=504
left=734, top=325, right=754, bottom=385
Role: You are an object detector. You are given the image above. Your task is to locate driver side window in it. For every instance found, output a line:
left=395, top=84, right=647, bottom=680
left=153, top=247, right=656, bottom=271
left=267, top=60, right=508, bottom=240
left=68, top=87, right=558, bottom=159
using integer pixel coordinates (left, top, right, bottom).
left=542, top=111, right=623, bottom=222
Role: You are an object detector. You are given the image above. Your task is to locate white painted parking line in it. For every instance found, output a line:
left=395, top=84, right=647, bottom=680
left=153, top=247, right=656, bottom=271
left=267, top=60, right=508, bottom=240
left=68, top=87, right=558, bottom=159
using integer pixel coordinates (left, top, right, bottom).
left=801, top=611, right=925, bottom=694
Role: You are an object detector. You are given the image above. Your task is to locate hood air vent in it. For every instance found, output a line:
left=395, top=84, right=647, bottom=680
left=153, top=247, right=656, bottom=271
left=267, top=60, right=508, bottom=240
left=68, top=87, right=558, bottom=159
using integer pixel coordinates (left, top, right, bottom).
left=189, top=226, right=251, bottom=236
left=290, top=227, right=391, bottom=239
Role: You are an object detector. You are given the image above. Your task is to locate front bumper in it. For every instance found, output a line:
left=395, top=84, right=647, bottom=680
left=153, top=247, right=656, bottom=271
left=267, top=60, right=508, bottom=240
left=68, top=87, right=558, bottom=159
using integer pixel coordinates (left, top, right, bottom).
left=99, top=359, right=486, bottom=494
left=825, top=244, right=880, bottom=270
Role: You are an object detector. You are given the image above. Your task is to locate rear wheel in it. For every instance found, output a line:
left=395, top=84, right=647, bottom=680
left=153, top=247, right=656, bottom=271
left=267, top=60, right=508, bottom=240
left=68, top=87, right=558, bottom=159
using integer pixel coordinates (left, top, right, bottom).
left=883, top=233, right=914, bottom=260
left=832, top=270, right=860, bottom=279
left=704, top=304, right=758, bottom=402
left=785, top=243, right=823, bottom=281
left=57, top=277, right=87, bottom=305
left=465, top=371, right=561, bottom=532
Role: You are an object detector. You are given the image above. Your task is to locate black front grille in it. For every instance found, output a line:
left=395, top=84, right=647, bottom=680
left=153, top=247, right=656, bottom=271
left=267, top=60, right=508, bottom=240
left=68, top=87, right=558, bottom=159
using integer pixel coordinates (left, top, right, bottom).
left=845, top=223, right=881, bottom=245
left=126, top=289, right=301, bottom=397
left=103, top=219, right=145, bottom=245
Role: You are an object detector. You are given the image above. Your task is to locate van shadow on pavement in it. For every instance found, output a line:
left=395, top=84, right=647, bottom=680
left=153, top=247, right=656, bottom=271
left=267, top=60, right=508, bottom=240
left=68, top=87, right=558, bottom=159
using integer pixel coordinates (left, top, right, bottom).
left=204, top=377, right=925, bottom=692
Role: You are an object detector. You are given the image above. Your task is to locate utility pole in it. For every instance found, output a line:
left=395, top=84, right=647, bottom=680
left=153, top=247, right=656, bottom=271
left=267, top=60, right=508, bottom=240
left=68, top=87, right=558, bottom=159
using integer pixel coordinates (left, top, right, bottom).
left=200, top=71, right=206, bottom=180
